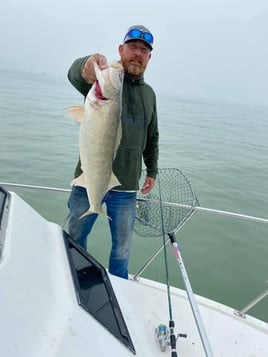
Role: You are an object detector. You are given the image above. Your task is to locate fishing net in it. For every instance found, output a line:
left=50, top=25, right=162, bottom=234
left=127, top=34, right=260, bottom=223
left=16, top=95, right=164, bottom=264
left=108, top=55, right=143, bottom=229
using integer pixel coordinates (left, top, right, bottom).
left=134, top=168, right=199, bottom=237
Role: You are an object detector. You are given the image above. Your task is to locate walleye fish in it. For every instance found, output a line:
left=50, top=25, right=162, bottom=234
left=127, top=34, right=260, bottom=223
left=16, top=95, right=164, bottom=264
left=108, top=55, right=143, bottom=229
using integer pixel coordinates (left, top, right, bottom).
left=66, top=61, right=124, bottom=218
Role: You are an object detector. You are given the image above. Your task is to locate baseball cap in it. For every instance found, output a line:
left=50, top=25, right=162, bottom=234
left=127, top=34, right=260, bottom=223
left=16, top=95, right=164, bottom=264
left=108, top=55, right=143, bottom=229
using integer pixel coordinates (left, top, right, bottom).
left=123, top=25, right=154, bottom=50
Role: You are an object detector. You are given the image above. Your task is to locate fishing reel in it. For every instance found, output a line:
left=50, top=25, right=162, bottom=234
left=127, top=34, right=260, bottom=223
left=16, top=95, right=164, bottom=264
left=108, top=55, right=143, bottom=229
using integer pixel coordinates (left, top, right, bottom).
left=155, top=324, right=187, bottom=352
left=155, top=324, right=170, bottom=352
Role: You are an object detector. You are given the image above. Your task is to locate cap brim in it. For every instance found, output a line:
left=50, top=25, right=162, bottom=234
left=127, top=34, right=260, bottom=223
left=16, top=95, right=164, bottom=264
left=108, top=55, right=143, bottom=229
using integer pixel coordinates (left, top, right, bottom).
left=124, top=38, right=153, bottom=50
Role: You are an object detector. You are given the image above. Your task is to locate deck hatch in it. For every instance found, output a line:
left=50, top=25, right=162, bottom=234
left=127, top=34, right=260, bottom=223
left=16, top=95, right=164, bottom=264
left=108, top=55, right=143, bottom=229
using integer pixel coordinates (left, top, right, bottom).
left=63, top=232, right=136, bottom=354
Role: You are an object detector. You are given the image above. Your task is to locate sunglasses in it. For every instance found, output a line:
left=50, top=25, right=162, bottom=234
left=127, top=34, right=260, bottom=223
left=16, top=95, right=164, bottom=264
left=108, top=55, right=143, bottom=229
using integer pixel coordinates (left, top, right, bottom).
left=125, top=29, right=154, bottom=45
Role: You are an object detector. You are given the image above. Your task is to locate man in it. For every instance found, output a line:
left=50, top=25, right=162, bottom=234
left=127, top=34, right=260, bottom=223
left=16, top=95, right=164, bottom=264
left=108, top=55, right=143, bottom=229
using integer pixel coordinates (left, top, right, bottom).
left=67, top=25, right=159, bottom=279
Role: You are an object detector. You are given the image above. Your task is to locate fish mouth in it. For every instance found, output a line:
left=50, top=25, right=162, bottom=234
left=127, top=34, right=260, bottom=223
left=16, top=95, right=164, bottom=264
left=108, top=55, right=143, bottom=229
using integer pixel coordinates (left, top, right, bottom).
left=95, top=81, right=107, bottom=100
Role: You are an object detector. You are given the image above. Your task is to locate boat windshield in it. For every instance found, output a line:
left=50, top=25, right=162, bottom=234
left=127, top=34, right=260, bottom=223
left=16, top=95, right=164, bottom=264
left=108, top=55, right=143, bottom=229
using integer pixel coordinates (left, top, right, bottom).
left=63, top=232, right=135, bottom=354
left=0, top=186, right=9, bottom=259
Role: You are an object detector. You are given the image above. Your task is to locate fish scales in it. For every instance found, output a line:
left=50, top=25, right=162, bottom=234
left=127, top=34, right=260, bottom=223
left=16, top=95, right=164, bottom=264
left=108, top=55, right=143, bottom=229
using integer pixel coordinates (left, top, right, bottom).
left=67, top=61, right=124, bottom=218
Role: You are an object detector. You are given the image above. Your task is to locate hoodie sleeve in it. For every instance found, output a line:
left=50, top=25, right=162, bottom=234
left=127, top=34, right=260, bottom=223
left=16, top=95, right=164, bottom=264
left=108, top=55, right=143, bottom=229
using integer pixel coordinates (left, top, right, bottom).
left=143, top=101, right=159, bottom=179
left=67, top=56, right=92, bottom=97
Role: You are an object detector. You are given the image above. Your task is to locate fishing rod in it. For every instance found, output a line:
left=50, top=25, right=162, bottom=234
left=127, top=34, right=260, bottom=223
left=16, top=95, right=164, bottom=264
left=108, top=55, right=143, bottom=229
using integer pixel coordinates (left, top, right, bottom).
left=134, top=168, right=214, bottom=356
left=157, top=173, right=179, bottom=357
left=167, top=231, right=214, bottom=357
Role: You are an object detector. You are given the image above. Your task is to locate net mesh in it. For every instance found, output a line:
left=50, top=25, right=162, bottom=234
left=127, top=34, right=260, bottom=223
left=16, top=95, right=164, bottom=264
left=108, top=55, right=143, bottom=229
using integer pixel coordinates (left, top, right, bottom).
left=134, top=168, right=199, bottom=237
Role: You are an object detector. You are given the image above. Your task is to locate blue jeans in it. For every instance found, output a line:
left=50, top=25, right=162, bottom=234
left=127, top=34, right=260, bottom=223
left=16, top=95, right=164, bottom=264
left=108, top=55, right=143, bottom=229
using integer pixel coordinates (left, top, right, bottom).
left=67, top=185, right=137, bottom=279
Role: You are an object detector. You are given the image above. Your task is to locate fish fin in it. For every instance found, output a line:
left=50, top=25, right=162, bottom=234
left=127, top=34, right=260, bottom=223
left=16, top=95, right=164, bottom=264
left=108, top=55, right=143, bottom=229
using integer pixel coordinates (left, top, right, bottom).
left=108, top=172, right=121, bottom=191
left=71, top=173, right=86, bottom=188
left=79, top=208, right=111, bottom=220
left=64, top=105, right=85, bottom=123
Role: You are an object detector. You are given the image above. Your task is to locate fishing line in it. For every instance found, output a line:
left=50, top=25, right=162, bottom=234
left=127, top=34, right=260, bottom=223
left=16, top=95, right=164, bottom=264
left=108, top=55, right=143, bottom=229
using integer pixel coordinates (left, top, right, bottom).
left=61, top=214, right=70, bottom=228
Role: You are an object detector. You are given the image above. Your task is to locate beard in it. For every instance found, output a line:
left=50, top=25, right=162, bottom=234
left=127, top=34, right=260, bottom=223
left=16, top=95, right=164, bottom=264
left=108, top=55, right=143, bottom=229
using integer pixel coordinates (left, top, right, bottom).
left=126, top=63, right=144, bottom=77
left=119, top=44, right=151, bottom=79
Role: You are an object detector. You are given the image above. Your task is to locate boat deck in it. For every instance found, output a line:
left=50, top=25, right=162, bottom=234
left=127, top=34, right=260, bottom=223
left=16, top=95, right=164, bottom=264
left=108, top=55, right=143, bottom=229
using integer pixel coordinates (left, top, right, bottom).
left=0, top=189, right=267, bottom=356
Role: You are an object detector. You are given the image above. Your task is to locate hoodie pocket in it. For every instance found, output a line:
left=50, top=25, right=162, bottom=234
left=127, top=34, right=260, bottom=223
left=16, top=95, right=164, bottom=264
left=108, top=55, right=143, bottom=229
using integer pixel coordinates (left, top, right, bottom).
left=113, top=146, right=142, bottom=190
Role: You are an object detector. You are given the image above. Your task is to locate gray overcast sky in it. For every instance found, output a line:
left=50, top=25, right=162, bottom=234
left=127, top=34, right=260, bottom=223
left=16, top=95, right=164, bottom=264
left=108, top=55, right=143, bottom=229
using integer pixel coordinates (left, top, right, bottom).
left=1, top=0, right=268, bottom=106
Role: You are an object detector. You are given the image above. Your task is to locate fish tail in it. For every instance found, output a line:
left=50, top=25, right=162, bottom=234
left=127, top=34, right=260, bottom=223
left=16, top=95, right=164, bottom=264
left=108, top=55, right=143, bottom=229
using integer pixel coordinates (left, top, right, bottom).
left=79, top=208, right=111, bottom=220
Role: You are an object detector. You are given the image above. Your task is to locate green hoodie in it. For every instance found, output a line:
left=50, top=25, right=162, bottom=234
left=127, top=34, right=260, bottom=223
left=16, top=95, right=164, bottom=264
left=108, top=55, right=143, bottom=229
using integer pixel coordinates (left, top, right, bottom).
left=68, top=56, right=159, bottom=191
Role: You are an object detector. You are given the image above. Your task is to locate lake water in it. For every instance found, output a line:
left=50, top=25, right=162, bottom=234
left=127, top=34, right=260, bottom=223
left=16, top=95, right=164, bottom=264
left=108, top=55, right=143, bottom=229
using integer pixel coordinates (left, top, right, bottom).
left=0, top=69, right=267, bottom=322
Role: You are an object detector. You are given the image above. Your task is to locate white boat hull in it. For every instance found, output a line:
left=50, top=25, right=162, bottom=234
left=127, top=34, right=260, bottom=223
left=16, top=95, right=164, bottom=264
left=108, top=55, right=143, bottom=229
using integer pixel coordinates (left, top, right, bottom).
left=0, top=191, right=267, bottom=356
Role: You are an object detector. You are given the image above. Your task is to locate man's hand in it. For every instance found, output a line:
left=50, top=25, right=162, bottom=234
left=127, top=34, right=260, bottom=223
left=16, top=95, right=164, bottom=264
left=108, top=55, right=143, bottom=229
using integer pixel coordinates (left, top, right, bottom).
left=82, top=53, right=107, bottom=84
left=140, top=176, right=155, bottom=195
